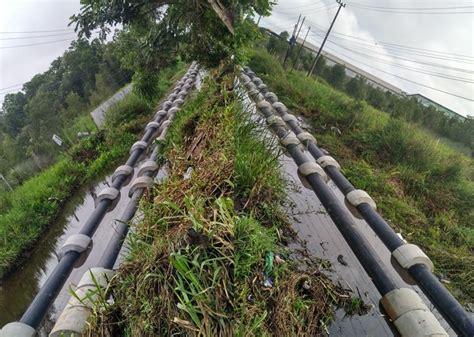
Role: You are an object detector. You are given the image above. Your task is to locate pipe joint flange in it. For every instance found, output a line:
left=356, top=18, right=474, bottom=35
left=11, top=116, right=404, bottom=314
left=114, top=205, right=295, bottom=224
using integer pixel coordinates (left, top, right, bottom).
left=130, top=140, right=147, bottom=155
left=112, top=165, right=133, bottom=185
left=282, top=113, right=297, bottom=123
left=256, top=100, right=271, bottom=109
left=146, top=121, right=160, bottom=132
left=159, top=120, right=171, bottom=134
left=346, top=189, right=376, bottom=209
left=129, top=176, right=154, bottom=197
left=245, top=81, right=257, bottom=90
left=252, top=77, right=263, bottom=85
left=272, top=102, right=288, bottom=113
left=297, top=131, right=316, bottom=145
left=316, top=155, right=340, bottom=169
left=138, top=160, right=159, bottom=177
left=380, top=288, right=447, bottom=336
left=49, top=268, right=115, bottom=337
left=257, top=83, right=268, bottom=91
left=298, top=161, right=329, bottom=188
left=168, top=93, right=178, bottom=101
left=280, top=132, right=300, bottom=147
left=178, top=89, right=188, bottom=97
left=265, top=92, right=278, bottom=103
left=155, top=109, right=167, bottom=119
left=240, top=74, right=251, bottom=84
left=172, top=98, right=185, bottom=107
left=96, top=187, right=121, bottom=211
left=266, top=115, right=286, bottom=128
left=162, top=100, right=173, bottom=109
left=0, top=322, right=36, bottom=337
left=58, top=233, right=91, bottom=261
left=169, top=107, right=179, bottom=115
left=392, top=244, right=434, bottom=272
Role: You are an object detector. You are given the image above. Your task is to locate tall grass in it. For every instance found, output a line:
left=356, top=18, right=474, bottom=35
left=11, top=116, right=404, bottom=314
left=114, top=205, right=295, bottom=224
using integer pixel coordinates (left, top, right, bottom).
left=87, top=73, right=347, bottom=336
left=247, top=48, right=474, bottom=302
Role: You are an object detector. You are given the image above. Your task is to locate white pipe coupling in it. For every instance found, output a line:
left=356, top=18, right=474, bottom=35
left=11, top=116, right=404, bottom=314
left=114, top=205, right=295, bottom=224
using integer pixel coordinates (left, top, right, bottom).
left=146, top=121, right=160, bottom=131
left=130, top=140, right=147, bottom=154
left=297, top=131, right=316, bottom=144
left=380, top=288, right=447, bottom=337
left=266, top=115, right=286, bottom=128
left=265, top=92, right=278, bottom=102
left=172, top=98, right=184, bottom=107
left=155, top=109, right=167, bottom=119
left=49, top=268, right=114, bottom=337
left=272, top=102, right=288, bottom=112
left=297, top=162, right=329, bottom=189
left=58, top=234, right=91, bottom=260
left=129, top=176, right=154, bottom=197
left=96, top=187, right=121, bottom=211
left=346, top=189, right=376, bottom=209
left=282, top=113, right=297, bottom=123
left=252, top=77, right=263, bottom=85
left=0, top=322, right=36, bottom=337
left=280, top=132, right=300, bottom=147
left=256, top=100, right=271, bottom=109
left=392, top=244, right=434, bottom=272
left=316, top=155, right=340, bottom=169
left=137, top=160, right=159, bottom=177
left=159, top=120, right=171, bottom=133
left=112, top=165, right=133, bottom=186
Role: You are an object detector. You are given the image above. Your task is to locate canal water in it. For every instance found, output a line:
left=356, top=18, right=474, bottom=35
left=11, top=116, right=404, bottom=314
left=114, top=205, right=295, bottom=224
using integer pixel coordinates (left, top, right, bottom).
left=0, top=171, right=134, bottom=334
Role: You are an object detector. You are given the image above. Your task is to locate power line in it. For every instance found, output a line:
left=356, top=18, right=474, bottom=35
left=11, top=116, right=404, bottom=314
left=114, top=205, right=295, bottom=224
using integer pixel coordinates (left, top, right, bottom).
left=264, top=22, right=473, bottom=101
left=0, top=83, right=24, bottom=91
left=317, top=36, right=474, bottom=84
left=0, top=32, right=99, bottom=50
left=306, top=19, right=474, bottom=61
left=321, top=44, right=474, bottom=101
left=0, top=32, right=77, bottom=41
left=347, top=3, right=474, bottom=10
left=347, top=4, right=474, bottom=14
left=308, top=31, right=474, bottom=72
left=0, top=28, right=74, bottom=34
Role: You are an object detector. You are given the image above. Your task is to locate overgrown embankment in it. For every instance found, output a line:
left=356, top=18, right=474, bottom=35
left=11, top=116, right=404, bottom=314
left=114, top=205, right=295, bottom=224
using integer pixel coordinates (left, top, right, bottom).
left=248, top=49, right=474, bottom=303
left=0, top=64, right=184, bottom=279
left=87, top=71, right=350, bottom=336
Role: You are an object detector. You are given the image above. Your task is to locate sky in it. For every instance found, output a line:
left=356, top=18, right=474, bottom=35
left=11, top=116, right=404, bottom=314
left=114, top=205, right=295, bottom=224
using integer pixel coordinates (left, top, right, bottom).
left=1, top=0, right=473, bottom=116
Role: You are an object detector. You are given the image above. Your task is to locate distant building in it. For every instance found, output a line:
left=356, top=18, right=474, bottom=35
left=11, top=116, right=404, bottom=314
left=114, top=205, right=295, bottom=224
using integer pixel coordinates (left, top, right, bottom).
left=408, top=94, right=466, bottom=121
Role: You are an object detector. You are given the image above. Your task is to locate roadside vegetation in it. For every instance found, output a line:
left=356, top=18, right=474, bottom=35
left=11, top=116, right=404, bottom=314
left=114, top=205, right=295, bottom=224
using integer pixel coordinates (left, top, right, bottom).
left=86, top=72, right=353, bottom=336
left=0, top=63, right=185, bottom=279
left=247, top=48, right=474, bottom=303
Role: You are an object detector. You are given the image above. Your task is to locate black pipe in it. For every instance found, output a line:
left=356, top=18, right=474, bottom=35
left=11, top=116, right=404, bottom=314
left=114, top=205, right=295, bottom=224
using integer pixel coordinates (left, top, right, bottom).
left=410, top=264, right=474, bottom=336
left=244, top=69, right=474, bottom=336
left=17, top=69, right=196, bottom=330
left=99, top=188, right=142, bottom=269
left=257, top=102, right=399, bottom=296
left=20, top=252, right=80, bottom=328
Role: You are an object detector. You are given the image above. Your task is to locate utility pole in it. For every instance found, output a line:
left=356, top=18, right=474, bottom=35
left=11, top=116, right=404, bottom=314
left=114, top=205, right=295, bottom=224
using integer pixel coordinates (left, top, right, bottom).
left=292, top=26, right=311, bottom=70
left=307, top=0, right=345, bottom=76
left=283, top=15, right=301, bottom=67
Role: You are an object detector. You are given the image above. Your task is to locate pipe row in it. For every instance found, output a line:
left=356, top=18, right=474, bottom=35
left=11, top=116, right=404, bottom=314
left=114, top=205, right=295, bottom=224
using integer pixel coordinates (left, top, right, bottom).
left=0, top=63, right=199, bottom=337
left=239, top=69, right=449, bottom=337
left=241, top=67, right=473, bottom=337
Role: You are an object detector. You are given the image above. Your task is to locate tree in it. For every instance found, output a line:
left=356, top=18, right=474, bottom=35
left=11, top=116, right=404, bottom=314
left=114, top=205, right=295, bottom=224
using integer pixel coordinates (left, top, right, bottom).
left=71, top=1, right=273, bottom=76
left=327, top=64, right=346, bottom=89
left=345, top=76, right=367, bottom=100
left=0, top=92, right=27, bottom=137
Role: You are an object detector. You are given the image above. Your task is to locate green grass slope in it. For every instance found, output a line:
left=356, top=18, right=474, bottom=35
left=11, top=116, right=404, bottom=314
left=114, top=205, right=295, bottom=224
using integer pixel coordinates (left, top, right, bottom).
left=248, top=49, right=474, bottom=303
